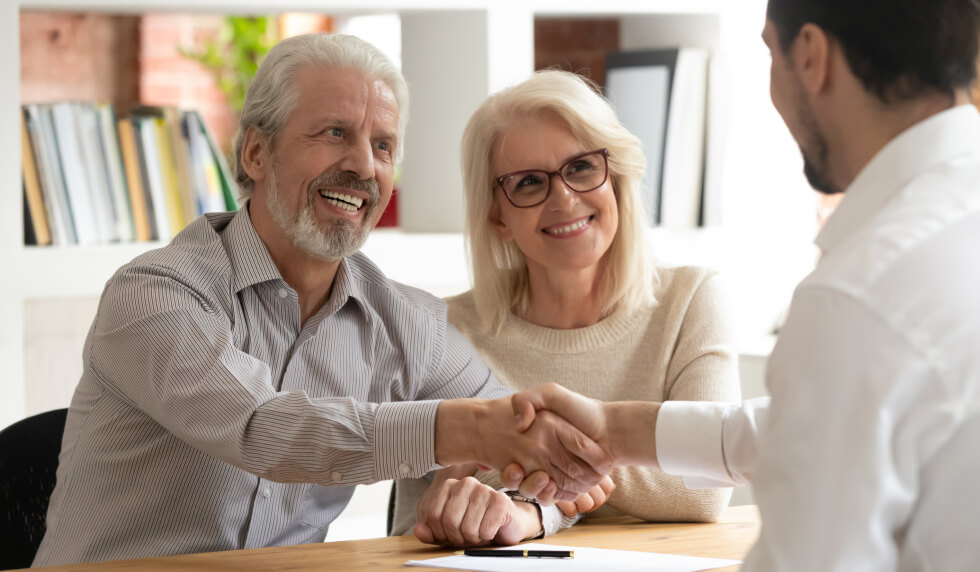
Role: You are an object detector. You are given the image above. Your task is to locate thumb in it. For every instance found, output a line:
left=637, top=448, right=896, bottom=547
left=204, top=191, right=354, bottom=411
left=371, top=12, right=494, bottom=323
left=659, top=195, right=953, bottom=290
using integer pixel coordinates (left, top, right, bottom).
left=414, top=522, right=435, bottom=544
left=512, top=392, right=543, bottom=432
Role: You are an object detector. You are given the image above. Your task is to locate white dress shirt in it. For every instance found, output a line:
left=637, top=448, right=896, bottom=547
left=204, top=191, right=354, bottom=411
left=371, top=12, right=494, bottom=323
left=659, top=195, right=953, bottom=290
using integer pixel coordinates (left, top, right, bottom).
left=656, top=104, right=980, bottom=571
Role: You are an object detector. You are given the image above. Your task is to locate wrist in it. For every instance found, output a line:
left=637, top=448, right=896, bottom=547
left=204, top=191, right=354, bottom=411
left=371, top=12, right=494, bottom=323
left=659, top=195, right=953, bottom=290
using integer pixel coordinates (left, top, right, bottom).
left=434, top=399, right=493, bottom=466
left=604, top=401, right=660, bottom=467
left=508, top=493, right=544, bottom=540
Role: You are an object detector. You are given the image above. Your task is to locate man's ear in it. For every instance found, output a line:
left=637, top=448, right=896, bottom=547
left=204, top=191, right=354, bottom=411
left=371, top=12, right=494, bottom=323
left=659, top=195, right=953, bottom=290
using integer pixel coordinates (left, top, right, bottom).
left=792, top=23, right=832, bottom=95
left=240, top=126, right=270, bottom=183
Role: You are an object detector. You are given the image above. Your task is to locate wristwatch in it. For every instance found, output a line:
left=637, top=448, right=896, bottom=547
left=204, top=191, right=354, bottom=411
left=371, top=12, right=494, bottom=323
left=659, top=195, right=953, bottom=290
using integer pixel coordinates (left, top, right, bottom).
left=504, top=490, right=545, bottom=540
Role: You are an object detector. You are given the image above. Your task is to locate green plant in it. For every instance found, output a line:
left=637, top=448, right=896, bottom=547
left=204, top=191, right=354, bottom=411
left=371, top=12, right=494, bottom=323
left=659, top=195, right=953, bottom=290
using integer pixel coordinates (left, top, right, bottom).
left=181, top=16, right=278, bottom=111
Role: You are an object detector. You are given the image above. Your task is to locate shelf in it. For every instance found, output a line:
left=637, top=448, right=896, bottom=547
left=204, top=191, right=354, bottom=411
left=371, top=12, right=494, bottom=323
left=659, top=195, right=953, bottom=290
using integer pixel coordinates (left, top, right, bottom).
left=14, top=242, right=164, bottom=299
left=18, top=0, right=726, bottom=16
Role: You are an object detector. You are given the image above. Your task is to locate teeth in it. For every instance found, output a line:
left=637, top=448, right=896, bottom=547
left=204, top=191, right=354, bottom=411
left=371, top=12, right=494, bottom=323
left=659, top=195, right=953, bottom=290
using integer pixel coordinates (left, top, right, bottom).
left=546, top=218, right=589, bottom=235
left=319, top=190, right=364, bottom=212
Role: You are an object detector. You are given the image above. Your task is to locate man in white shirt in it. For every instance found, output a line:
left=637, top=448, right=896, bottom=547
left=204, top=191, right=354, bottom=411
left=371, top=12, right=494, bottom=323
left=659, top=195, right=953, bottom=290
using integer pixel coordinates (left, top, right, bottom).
left=508, top=0, right=980, bottom=569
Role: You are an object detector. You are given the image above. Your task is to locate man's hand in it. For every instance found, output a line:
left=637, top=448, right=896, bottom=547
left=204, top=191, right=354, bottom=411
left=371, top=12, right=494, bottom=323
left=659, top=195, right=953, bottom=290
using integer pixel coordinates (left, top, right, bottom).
left=503, top=383, right=661, bottom=500
left=435, top=396, right=612, bottom=501
left=555, top=475, right=616, bottom=517
left=413, top=473, right=542, bottom=547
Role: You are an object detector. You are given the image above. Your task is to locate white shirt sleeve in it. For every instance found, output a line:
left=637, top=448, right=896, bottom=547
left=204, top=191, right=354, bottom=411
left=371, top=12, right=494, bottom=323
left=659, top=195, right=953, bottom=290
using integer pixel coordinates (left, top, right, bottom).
left=656, top=397, right=770, bottom=488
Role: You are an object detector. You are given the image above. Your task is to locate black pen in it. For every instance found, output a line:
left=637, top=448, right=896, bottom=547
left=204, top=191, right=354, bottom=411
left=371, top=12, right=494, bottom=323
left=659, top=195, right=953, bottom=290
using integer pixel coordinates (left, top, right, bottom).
left=455, top=548, right=574, bottom=558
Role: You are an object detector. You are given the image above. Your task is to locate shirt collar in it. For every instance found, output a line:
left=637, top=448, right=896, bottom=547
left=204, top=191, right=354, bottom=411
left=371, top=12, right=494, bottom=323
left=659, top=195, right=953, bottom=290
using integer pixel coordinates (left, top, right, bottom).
left=220, top=204, right=287, bottom=293
left=219, top=203, right=370, bottom=319
left=816, top=104, right=980, bottom=253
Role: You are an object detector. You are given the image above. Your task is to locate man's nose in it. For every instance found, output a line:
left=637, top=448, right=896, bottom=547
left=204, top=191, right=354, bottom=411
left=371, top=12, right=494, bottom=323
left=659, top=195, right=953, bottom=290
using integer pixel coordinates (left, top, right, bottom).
left=339, top=139, right=375, bottom=182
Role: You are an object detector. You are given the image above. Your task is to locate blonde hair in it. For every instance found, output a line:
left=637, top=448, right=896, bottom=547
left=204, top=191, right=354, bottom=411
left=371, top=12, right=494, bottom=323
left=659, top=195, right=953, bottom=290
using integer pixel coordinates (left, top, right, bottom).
left=233, top=33, right=409, bottom=198
left=461, top=70, right=656, bottom=332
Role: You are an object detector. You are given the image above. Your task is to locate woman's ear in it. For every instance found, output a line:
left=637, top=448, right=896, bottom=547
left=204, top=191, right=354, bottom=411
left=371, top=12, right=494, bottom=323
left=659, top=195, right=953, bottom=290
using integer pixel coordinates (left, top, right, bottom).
left=488, top=202, right=513, bottom=242
left=239, top=127, right=270, bottom=184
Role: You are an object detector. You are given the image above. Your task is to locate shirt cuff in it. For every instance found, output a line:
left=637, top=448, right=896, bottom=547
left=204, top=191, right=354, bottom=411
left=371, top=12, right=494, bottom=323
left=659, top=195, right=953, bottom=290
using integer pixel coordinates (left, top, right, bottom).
left=656, top=401, right=737, bottom=487
left=374, top=400, right=441, bottom=480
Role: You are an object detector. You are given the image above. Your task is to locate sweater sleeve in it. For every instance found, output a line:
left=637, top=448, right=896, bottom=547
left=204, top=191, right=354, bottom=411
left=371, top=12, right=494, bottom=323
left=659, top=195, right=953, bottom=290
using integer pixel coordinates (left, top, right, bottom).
left=594, top=271, right=741, bottom=522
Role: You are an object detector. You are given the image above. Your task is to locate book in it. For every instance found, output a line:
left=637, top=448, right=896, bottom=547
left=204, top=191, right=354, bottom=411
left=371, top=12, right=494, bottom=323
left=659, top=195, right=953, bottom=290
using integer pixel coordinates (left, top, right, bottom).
left=50, top=102, right=101, bottom=244
left=162, top=106, right=198, bottom=225
left=21, top=111, right=52, bottom=246
left=25, top=104, right=76, bottom=245
left=183, top=111, right=227, bottom=214
left=116, top=117, right=153, bottom=242
left=97, top=103, right=136, bottom=242
left=190, top=110, right=239, bottom=211
left=153, top=116, right=187, bottom=236
left=75, top=102, right=120, bottom=242
left=133, top=115, right=172, bottom=242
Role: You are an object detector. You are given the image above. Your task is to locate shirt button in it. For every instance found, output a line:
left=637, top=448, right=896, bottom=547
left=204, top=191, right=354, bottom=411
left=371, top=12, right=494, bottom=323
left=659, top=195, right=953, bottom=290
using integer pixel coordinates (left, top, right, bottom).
left=262, top=487, right=271, bottom=498
left=332, top=471, right=343, bottom=483
left=399, top=462, right=412, bottom=476
left=277, top=288, right=288, bottom=298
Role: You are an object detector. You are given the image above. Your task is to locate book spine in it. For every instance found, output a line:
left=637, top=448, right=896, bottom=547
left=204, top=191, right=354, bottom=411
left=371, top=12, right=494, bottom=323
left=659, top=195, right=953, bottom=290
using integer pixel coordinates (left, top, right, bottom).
left=21, top=110, right=53, bottom=246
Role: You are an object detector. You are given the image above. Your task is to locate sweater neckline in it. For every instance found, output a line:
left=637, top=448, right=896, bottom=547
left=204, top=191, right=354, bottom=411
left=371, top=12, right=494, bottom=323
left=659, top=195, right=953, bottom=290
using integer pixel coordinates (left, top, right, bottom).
left=501, top=302, right=648, bottom=353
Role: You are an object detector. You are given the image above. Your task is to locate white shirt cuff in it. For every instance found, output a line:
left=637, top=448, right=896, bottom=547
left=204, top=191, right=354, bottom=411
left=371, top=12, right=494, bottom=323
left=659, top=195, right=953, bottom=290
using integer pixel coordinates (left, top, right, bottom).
left=656, top=401, right=737, bottom=487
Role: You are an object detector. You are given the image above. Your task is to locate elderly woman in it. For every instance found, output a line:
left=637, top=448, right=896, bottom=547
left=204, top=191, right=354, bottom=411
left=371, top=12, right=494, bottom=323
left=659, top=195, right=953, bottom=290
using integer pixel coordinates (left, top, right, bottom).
left=391, top=70, right=740, bottom=545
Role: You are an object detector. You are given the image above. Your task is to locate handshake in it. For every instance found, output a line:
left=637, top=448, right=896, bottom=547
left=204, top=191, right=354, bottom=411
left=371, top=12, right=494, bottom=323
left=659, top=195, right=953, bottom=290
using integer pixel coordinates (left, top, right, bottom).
left=426, top=383, right=661, bottom=545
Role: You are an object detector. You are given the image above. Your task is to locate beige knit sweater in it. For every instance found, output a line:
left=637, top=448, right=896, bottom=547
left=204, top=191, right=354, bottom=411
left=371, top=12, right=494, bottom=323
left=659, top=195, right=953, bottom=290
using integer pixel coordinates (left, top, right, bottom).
left=391, top=265, right=741, bottom=536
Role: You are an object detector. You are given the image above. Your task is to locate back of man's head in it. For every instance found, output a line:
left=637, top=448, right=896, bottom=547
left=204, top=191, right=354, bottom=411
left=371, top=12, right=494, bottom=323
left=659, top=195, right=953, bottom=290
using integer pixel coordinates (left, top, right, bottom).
left=767, top=0, right=980, bottom=103
left=233, top=33, right=409, bottom=198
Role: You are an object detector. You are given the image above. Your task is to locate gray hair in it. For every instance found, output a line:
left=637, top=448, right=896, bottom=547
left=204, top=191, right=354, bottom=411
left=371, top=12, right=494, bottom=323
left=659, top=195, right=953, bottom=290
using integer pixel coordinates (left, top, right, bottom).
left=461, top=70, right=657, bottom=332
left=233, top=33, right=409, bottom=199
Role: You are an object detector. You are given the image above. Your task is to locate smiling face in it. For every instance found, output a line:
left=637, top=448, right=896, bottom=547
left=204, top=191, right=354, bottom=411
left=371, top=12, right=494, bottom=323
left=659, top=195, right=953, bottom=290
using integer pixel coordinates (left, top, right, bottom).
left=491, top=114, right=619, bottom=280
left=253, top=65, right=399, bottom=260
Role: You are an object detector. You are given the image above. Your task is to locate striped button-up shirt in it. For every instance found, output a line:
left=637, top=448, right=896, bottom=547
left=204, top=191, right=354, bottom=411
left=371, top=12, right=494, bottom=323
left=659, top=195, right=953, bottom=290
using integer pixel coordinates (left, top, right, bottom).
left=34, top=208, right=508, bottom=566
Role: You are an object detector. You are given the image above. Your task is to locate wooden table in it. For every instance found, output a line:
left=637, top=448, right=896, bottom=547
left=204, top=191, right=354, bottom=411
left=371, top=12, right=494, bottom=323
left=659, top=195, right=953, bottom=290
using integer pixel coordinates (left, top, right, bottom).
left=27, top=505, right=759, bottom=571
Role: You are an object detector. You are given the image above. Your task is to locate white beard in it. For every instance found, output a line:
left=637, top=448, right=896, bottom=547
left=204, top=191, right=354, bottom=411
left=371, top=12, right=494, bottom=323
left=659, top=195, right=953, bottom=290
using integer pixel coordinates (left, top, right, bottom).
left=265, top=164, right=373, bottom=261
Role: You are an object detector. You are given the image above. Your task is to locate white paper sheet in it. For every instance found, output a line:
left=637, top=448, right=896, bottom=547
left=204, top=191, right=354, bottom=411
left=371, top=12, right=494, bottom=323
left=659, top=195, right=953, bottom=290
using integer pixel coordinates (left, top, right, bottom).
left=405, top=543, right=741, bottom=571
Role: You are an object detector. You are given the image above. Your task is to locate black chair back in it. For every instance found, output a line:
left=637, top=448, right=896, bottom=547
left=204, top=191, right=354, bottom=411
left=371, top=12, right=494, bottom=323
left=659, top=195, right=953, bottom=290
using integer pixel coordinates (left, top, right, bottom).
left=0, top=408, right=68, bottom=570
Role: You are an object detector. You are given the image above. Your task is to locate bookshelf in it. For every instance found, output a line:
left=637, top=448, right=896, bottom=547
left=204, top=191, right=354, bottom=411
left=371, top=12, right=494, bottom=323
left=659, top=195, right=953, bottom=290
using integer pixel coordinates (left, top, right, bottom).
left=4, top=0, right=811, bottom=432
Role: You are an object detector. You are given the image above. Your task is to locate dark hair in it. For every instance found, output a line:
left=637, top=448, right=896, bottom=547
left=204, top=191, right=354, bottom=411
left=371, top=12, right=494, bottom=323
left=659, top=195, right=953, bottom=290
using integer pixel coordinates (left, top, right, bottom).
left=767, top=0, right=980, bottom=102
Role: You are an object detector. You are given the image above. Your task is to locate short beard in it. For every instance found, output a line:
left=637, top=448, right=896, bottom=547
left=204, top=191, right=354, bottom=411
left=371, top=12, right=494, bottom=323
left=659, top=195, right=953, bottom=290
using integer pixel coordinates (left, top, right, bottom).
left=795, top=91, right=841, bottom=196
left=265, top=163, right=380, bottom=261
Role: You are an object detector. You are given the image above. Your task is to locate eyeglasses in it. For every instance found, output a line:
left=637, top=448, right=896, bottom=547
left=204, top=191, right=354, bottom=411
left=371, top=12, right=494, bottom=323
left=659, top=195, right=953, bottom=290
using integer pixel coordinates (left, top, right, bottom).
left=495, top=148, right=609, bottom=208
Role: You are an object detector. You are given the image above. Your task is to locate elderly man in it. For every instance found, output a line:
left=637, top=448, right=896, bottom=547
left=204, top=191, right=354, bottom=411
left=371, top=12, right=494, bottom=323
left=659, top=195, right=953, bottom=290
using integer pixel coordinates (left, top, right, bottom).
left=510, top=0, right=980, bottom=570
left=32, top=34, right=609, bottom=566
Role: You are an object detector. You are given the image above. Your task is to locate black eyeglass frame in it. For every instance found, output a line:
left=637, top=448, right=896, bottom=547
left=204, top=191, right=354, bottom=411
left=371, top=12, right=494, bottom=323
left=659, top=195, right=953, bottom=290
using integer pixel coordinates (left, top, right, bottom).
left=494, top=148, right=610, bottom=208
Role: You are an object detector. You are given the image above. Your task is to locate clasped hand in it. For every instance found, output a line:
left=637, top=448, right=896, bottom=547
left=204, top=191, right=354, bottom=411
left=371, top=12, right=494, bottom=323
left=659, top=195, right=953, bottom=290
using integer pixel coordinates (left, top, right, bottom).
left=435, top=395, right=612, bottom=501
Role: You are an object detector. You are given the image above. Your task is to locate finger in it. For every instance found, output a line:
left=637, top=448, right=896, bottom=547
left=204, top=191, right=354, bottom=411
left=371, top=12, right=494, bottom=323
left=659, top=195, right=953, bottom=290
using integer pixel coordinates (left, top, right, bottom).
left=478, top=491, right=512, bottom=543
left=555, top=500, right=578, bottom=518
left=414, top=522, right=435, bottom=544
left=459, top=492, right=492, bottom=546
left=553, top=420, right=611, bottom=485
left=536, top=481, right=559, bottom=505
left=499, top=463, right=525, bottom=489
left=420, top=481, right=452, bottom=544
left=512, top=393, right=539, bottom=433
left=441, top=482, right=474, bottom=547
left=517, top=470, right=550, bottom=498
left=600, top=475, right=616, bottom=495
left=573, top=491, right=596, bottom=514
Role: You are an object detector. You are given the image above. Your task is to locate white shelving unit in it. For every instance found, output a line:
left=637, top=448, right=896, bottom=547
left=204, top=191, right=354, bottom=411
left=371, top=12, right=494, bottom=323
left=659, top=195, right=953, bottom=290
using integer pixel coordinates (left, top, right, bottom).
left=4, top=0, right=814, bottom=433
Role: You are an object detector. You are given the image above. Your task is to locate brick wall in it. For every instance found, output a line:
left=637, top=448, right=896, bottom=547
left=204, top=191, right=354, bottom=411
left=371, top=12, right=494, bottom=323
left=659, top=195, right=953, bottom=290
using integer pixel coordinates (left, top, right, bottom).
left=534, top=18, right=620, bottom=88
left=140, top=14, right=237, bottom=153
left=21, top=12, right=140, bottom=109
